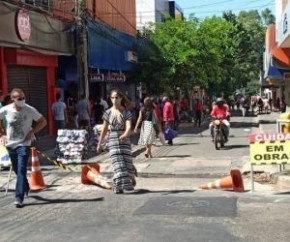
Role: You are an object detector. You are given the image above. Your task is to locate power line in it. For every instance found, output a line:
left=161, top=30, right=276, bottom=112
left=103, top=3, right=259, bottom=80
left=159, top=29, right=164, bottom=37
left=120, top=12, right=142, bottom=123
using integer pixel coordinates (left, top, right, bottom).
left=181, top=0, right=274, bottom=10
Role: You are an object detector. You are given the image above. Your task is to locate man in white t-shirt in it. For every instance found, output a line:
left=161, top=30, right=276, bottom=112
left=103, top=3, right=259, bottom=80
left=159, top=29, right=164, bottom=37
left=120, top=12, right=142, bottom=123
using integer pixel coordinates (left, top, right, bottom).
left=52, top=93, right=68, bottom=131
left=0, top=88, right=47, bottom=208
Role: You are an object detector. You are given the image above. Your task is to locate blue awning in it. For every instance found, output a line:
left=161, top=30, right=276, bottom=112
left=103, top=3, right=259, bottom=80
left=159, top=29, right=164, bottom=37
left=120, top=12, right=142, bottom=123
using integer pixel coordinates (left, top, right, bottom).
left=265, top=64, right=284, bottom=79
left=264, top=56, right=290, bottom=80
left=87, top=20, right=136, bottom=71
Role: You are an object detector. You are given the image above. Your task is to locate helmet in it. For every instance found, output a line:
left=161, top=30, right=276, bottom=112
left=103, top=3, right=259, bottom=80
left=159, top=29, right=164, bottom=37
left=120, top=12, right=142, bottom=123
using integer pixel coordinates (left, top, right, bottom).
left=216, top=98, right=224, bottom=106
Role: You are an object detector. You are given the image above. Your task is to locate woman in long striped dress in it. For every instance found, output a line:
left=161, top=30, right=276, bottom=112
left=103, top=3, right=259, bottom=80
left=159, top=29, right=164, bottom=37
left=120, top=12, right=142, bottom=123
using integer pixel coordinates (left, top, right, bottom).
left=96, top=89, right=136, bottom=194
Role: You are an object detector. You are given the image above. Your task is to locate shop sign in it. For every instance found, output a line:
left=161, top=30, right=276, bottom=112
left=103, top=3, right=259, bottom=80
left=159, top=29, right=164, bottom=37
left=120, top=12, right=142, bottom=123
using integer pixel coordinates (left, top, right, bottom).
left=91, top=73, right=104, bottom=82
left=106, top=73, right=126, bottom=82
left=16, top=9, right=31, bottom=41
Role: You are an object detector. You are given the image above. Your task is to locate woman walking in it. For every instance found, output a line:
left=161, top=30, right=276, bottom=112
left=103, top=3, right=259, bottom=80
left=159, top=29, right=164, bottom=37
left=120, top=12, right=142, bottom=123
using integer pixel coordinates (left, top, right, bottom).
left=134, top=97, right=161, bottom=158
left=96, top=89, right=136, bottom=194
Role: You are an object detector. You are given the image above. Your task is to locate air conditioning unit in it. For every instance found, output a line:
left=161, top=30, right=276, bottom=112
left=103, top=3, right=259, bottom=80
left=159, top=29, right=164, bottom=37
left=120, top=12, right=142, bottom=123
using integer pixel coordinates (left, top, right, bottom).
left=125, top=51, right=138, bottom=63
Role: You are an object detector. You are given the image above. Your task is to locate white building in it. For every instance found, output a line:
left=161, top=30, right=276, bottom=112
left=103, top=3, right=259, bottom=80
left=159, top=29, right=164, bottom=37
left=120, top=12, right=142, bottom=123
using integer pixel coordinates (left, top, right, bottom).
left=136, top=0, right=169, bottom=33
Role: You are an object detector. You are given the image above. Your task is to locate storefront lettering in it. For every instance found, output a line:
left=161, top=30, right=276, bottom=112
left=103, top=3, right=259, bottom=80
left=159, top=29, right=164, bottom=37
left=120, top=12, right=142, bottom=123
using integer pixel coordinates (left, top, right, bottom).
left=106, top=73, right=126, bottom=82
left=91, top=73, right=104, bottom=82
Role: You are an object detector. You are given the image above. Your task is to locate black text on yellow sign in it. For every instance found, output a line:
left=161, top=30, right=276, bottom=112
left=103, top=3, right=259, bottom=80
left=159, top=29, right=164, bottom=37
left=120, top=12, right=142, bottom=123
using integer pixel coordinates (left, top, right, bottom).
left=250, top=141, right=290, bottom=165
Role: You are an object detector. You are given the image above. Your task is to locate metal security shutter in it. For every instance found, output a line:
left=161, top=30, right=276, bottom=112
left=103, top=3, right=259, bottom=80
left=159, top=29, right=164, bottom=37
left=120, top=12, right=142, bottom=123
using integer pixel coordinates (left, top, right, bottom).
left=7, top=65, right=48, bottom=135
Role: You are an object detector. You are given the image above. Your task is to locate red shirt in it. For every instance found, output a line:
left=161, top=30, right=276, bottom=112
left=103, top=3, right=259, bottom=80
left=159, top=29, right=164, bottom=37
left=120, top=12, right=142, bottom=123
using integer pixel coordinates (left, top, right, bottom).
left=163, top=101, right=174, bottom=121
left=210, top=104, right=229, bottom=119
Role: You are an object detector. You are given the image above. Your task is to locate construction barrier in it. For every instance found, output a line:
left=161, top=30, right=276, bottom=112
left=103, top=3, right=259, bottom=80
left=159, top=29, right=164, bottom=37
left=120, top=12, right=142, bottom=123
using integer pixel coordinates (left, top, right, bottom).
left=36, top=149, right=74, bottom=172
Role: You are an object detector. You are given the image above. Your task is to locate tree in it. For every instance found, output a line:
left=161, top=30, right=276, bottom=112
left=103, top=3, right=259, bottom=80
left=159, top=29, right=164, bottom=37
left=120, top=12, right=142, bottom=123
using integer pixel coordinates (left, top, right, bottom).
left=132, top=8, right=274, bottom=99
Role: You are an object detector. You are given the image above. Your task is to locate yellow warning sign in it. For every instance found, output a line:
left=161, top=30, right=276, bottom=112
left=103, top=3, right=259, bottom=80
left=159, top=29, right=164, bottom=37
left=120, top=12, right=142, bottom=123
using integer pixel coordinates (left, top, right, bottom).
left=250, top=133, right=290, bottom=165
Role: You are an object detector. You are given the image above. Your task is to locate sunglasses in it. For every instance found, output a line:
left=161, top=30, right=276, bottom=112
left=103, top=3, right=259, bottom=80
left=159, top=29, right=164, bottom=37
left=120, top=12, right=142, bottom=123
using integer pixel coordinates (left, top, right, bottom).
left=111, top=97, right=119, bottom=99
left=12, top=96, right=25, bottom=101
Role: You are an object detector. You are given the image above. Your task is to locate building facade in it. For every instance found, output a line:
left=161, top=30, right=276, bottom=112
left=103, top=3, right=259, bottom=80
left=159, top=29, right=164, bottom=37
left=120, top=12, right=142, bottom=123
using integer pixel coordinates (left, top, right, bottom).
left=0, top=0, right=75, bottom=135
left=264, top=0, right=290, bottom=106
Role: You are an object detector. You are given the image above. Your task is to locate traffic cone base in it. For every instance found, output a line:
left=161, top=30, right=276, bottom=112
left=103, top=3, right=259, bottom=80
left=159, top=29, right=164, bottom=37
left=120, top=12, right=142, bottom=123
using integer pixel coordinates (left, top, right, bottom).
left=199, top=169, right=244, bottom=192
left=81, top=164, right=111, bottom=190
left=230, top=170, right=244, bottom=192
left=30, top=148, right=46, bottom=190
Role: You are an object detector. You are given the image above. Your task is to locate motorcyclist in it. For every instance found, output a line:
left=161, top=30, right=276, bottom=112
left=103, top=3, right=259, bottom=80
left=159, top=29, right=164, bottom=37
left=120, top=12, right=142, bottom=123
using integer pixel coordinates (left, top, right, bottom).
left=209, top=98, right=230, bottom=142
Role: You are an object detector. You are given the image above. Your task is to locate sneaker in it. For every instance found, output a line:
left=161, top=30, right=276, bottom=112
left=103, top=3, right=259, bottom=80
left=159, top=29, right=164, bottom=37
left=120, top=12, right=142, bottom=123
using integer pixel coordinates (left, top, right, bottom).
left=14, top=200, right=23, bottom=208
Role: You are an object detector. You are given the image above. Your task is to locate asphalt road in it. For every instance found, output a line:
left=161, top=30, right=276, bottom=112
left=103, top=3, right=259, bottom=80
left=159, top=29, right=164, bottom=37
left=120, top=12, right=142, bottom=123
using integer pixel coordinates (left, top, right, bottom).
left=1, top=110, right=290, bottom=242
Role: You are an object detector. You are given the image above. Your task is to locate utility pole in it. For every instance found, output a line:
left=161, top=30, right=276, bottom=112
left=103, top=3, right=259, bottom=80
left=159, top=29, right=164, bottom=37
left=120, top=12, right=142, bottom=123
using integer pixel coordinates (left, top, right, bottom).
left=75, top=0, right=89, bottom=99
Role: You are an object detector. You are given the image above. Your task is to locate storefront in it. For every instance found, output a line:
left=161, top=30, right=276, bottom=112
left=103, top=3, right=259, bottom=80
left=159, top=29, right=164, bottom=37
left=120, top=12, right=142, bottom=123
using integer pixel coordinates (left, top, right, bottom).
left=87, top=20, right=137, bottom=101
left=0, top=2, right=74, bottom=135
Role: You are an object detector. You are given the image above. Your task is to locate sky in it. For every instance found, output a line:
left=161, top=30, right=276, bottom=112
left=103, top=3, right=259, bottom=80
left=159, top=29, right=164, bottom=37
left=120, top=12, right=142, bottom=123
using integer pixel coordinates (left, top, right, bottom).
left=174, top=0, right=276, bottom=20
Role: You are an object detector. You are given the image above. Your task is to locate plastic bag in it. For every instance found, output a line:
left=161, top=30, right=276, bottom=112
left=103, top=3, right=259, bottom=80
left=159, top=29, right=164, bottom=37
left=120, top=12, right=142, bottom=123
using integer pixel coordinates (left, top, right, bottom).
left=164, top=127, right=177, bottom=140
left=0, top=145, right=11, bottom=167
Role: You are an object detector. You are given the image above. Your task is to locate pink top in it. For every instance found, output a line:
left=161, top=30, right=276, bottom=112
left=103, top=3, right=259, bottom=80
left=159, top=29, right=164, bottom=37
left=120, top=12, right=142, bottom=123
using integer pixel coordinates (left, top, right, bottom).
left=163, top=101, right=174, bottom=121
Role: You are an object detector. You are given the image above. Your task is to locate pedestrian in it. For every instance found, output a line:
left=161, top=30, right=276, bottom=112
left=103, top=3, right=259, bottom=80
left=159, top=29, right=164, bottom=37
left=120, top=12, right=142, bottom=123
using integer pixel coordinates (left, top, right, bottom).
left=280, top=97, right=286, bottom=113
left=96, top=89, right=136, bottom=194
left=276, top=97, right=280, bottom=111
left=94, top=98, right=104, bottom=125
left=194, top=99, right=203, bottom=127
left=76, top=94, right=90, bottom=130
left=134, top=97, right=162, bottom=158
left=72, top=98, right=79, bottom=129
left=269, top=97, right=272, bottom=112
left=162, top=96, right=175, bottom=145
left=257, top=97, right=264, bottom=114
left=0, top=88, right=47, bottom=208
left=51, top=93, right=68, bottom=132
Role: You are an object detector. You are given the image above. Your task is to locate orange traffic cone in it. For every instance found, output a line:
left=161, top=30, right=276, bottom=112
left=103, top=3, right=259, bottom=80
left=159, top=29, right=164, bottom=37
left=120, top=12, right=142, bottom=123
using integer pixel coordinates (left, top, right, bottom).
left=81, top=164, right=112, bottom=190
left=199, top=169, right=244, bottom=192
left=30, top=147, right=46, bottom=190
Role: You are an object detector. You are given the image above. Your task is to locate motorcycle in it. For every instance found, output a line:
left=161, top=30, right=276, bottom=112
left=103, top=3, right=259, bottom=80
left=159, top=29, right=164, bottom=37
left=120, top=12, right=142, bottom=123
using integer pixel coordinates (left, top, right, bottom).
left=212, top=118, right=227, bottom=150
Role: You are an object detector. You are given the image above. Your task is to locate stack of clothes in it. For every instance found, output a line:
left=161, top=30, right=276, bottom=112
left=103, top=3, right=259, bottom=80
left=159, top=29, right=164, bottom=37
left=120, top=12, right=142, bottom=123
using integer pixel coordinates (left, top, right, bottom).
left=56, top=129, right=88, bottom=164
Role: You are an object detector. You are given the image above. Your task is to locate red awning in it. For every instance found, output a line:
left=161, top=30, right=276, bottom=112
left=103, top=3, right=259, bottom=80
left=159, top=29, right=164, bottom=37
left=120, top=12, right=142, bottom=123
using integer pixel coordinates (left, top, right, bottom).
left=272, top=46, right=290, bottom=66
